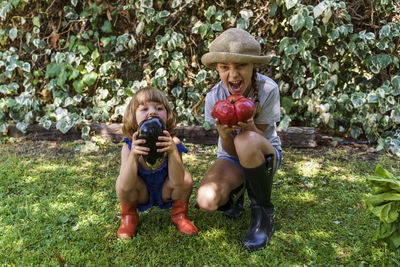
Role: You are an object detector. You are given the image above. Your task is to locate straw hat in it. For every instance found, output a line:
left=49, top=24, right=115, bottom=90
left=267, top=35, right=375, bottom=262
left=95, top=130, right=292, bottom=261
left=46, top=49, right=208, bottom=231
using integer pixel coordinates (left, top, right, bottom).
left=201, top=28, right=272, bottom=68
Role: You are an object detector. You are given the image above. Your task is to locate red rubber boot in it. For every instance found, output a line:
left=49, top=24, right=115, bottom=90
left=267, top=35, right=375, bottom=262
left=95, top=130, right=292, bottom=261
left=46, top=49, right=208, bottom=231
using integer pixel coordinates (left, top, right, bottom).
left=171, top=200, right=198, bottom=235
left=117, top=202, right=139, bottom=238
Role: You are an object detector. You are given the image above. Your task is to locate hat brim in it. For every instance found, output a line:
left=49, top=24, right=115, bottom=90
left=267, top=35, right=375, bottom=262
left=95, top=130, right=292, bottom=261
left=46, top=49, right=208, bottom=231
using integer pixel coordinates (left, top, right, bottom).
left=201, top=52, right=273, bottom=68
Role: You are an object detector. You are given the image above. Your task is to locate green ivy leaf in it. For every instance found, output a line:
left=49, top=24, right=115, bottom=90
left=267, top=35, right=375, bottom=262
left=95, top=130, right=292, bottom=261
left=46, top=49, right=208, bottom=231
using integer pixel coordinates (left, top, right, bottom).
left=351, top=94, right=365, bottom=108
left=170, top=60, right=181, bottom=71
left=367, top=92, right=378, bottom=103
left=198, top=24, right=208, bottom=38
left=279, top=37, right=291, bottom=53
left=56, top=118, right=74, bottom=134
left=82, top=72, right=98, bottom=86
left=269, top=3, right=278, bottom=17
left=91, top=49, right=100, bottom=61
left=379, top=24, right=391, bottom=38
left=65, top=12, right=78, bottom=20
left=375, top=54, right=392, bottom=69
left=171, top=86, right=183, bottom=97
left=305, top=78, right=316, bottom=89
left=350, top=125, right=362, bottom=139
left=9, top=28, right=18, bottom=41
left=68, top=68, right=80, bottom=80
left=56, top=67, right=68, bottom=88
left=100, top=36, right=111, bottom=47
left=101, top=20, right=112, bottom=33
left=285, top=44, right=299, bottom=56
left=195, top=70, right=207, bottom=84
left=154, top=68, right=166, bottom=78
left=391, top=108, right=400, bottom=124
left=329, top=29, right=339, bottom=41
left=100, top=61, right=113, bottom=75
left=279, top=114, right=292, bottom=131
left=16, top=121, right=27, bottom=134
left=313, top=1, right=329, bottom=18
left=211, top=22, right=223, bottom=32
left=77, top=45, right=89, bottom=55
left=281, top=96, right=293, bottom=113
left=290, top=14, right=305, bottom=32
left=38, top=116, right=52, bottom=129
left=292, top=87, right=304, bottom=99
left=237, top=18, right=249, bottom=30
left=392, top=76, right=400, bottom=92
left=205, top=5, right=216, bottom=19
left=32, top=16, right=40, bottom=27
left=21, top=62, right=30, bottom=72
left=73, top=80, right=85, bottom=93
left=285, top=0, right=298, bottom=10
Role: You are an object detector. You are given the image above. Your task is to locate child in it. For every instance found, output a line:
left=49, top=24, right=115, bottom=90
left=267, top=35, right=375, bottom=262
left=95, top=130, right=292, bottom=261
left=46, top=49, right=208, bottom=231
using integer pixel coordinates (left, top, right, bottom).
left=193, top=28, right=282, bottom=251
left=116, top=86, right=198, bottom=238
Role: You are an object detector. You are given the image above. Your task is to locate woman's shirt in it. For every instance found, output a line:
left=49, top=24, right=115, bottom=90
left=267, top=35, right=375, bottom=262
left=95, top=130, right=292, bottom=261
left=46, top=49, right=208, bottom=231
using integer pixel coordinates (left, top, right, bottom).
left=204, top=72, right=281, bottom=157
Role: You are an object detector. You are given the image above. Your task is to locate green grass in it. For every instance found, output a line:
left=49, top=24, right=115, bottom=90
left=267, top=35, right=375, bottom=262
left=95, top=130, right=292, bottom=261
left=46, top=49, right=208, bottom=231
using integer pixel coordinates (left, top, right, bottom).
left=0, top=139, right=399, bottom=266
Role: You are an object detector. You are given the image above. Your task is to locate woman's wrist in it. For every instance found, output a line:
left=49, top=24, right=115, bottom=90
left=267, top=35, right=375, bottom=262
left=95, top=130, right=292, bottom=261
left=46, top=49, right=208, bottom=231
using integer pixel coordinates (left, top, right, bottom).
left=219, top=131, right=233, bottom=140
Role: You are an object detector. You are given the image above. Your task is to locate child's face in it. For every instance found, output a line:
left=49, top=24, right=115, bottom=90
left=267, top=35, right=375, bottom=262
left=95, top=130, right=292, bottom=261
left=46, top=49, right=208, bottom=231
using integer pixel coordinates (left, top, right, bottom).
left=216, top=62, right=254, bottom=96
left=135, top=101, right=168, bottom=126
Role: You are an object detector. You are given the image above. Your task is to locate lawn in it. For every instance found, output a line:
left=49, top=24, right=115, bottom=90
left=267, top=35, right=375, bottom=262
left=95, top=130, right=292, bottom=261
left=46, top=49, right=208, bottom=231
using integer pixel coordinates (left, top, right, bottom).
left=0, top=138, right=399, bottom=266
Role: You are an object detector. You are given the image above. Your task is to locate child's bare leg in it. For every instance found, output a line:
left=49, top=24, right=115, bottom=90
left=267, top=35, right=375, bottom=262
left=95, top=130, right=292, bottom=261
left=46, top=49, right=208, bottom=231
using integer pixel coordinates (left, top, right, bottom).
left=163, top=170, right=198, bottom=235
left=115, top=175, right=148, bottom=238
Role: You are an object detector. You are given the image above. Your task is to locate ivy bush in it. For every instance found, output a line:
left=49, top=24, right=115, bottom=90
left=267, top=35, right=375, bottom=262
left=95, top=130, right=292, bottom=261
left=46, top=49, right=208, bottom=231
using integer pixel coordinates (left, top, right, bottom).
left=0, top=0, right=399, bottom=156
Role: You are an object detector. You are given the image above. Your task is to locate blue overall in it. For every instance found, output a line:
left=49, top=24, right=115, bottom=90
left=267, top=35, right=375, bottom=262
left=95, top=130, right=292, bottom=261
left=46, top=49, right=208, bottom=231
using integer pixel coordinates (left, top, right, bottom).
left=122, top=138, right=188, bottom=212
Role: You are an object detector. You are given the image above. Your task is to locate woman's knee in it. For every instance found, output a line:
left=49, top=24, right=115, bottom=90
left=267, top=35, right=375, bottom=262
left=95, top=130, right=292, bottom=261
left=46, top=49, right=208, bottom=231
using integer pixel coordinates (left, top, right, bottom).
left=234, top=131, right=259, bottom=152
left=234, top=132, right=263, bottom=164
left=196, top=184, right=219, bottom=211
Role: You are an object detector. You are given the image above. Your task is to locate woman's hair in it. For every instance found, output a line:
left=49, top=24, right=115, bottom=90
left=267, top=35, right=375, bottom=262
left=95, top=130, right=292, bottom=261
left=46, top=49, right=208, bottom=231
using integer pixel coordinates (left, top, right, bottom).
left=192, top=68, right=261, bottom=119
left=122, top=86, right=176, bottom=139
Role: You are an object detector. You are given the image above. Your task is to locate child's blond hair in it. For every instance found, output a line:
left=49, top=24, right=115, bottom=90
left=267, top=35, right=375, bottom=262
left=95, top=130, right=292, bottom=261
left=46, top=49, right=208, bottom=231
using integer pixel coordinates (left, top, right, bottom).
left=122, top=87, right=176, bottom=139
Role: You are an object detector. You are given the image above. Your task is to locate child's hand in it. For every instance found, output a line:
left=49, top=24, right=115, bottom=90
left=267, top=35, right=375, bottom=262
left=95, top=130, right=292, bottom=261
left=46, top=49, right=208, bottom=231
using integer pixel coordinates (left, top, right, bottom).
left=156, top=130, right=177, bottom=155
left=130, top=131, right=149, bottom=159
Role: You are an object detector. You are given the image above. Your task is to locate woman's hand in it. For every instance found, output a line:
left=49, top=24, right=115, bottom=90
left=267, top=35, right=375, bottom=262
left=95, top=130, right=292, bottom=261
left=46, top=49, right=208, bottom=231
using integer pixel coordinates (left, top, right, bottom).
left=130, top=131, right=149, bottom=159
left=215, top=118, right=234, bottom=139
left=237, top=117, right=257, bottom=132
left=156, top=130, right=178, bottom=155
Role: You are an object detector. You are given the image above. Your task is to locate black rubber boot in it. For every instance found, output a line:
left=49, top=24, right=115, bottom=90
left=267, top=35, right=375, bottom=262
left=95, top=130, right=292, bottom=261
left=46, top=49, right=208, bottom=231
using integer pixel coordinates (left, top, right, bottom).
left=217, top=183, right=245, bottom=218
left=242, top=154, right=275, bottom=251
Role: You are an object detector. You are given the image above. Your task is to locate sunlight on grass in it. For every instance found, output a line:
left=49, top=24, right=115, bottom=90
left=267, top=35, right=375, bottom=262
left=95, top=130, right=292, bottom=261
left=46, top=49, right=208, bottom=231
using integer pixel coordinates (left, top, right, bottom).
left=309, top=229, right=332, bottom=239
left=72, top=213, right=102, bottom=231
left=50, top=202, right=76, bottom=210
left=23, top=175, right=39, bottom=183
left=294, top=159, right=321, bottom=177
left=279, top=191, right=316, bottom=203
left=201, top=227, right=228, bottom=238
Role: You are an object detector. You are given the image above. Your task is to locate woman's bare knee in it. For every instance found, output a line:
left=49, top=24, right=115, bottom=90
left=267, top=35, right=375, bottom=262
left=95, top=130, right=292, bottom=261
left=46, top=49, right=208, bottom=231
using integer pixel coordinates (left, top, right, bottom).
left=196, top=185, right=219, bottom=211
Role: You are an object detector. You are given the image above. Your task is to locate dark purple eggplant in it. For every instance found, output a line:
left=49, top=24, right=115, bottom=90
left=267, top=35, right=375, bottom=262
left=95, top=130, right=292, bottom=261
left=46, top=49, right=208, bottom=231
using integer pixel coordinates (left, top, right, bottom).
left=138, top=116, right=166, bottom=165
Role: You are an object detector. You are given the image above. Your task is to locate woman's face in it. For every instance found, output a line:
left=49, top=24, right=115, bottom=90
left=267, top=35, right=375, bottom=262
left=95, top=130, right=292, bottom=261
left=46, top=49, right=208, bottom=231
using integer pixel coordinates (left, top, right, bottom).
left=216, top=62, right=254, bottom=96
left=135, top=101, right=167, bottom=126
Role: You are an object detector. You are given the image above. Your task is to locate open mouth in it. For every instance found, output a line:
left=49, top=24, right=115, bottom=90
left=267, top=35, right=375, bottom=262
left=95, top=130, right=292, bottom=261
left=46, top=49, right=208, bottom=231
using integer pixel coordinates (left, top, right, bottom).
left=229, top=81, right=242, bottom=91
